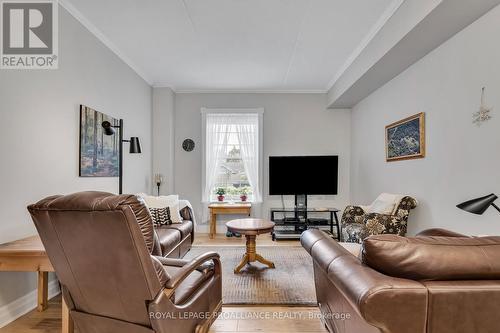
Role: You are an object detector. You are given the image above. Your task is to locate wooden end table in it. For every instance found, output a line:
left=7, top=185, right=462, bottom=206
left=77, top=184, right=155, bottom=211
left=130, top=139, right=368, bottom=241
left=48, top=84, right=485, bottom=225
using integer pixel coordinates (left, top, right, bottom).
left=0, top=235, right=74, bottom=333
left=208, top=203, right=251, bottom=239
left=226, top=218, right=275, bottom=273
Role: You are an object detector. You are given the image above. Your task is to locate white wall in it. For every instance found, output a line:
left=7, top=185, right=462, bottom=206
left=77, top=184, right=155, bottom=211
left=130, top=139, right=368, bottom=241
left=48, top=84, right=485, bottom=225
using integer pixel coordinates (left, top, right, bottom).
left=0, top=6, right=152, bottom=314
left=153, top=87, right=175, bottom=195
left=173, top=93, right=351, bottom=231
left=350, top=4, right=500, bottom=236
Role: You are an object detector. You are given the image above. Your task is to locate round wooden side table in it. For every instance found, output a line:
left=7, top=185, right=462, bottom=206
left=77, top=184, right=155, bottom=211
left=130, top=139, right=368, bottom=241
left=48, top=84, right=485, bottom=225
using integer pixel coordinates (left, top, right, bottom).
left=226, top=218, right=276, bottom=273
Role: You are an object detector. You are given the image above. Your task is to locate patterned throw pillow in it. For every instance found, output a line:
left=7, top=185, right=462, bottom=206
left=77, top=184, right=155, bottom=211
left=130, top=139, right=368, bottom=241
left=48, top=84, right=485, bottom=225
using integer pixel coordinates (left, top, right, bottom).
left=149, top=207, right=172, bottom=227
left=138, top=194, right=183, bottom=223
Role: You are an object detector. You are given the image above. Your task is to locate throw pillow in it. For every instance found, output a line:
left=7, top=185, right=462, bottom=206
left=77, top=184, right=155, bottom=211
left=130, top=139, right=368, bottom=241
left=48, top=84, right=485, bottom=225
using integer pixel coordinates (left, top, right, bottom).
left=366, top=193, right=403, bottom=215
left=137, top=194, right=183, bottom=223
left=149, top=207, right=172, bottom=226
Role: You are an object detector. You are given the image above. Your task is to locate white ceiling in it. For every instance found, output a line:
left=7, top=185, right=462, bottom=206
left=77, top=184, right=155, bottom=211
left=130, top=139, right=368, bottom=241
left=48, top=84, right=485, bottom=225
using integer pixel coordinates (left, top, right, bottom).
left=62, top=0, right=395, bottom=91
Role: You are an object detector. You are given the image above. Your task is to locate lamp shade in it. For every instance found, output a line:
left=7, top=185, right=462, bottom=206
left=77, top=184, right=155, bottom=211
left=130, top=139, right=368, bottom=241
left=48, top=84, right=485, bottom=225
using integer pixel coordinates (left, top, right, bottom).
left=129, top=137, right=141, bottom=153
left=457, top=194, right=498, bottom=215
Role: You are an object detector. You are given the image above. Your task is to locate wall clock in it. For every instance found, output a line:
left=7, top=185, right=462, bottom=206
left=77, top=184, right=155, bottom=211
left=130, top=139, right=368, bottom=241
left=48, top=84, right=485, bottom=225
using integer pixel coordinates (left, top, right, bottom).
left=182, top=139, right=195, bottom=152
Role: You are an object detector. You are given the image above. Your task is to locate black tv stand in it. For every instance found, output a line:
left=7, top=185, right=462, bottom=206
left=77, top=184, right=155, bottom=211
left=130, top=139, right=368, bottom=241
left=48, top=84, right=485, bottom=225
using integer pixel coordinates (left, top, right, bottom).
left=270, top=207, right=340, bottom=241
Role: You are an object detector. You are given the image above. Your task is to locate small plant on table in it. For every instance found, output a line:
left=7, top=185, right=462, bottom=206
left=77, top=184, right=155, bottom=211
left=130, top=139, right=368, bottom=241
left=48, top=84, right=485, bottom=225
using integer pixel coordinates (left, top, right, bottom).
left=239, top=187, right=251, bottom=202
left=215, top=187, right=226, bottom=202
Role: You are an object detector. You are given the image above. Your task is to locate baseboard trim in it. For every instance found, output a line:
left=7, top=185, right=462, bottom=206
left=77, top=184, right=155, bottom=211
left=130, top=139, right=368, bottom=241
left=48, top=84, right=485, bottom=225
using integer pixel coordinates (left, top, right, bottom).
left=0, top=279, right=60, bottom=328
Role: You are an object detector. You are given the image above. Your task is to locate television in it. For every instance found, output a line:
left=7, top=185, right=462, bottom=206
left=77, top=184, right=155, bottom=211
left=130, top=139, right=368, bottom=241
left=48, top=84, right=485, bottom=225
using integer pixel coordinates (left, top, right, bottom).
left=269, top=156, right=338, bottom=195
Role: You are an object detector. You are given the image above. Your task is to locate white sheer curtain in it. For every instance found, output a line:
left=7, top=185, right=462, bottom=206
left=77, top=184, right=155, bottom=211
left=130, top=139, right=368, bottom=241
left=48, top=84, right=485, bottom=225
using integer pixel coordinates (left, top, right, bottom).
left=235, top=114, right=261, bottom=202
left=203, top=112, right=262, bottom=203
left=202, top=114, right=230, bottom=203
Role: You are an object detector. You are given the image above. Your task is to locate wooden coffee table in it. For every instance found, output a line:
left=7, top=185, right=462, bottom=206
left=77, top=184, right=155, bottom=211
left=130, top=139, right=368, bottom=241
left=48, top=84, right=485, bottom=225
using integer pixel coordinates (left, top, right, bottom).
left=226, top=218, right=275, bottom=273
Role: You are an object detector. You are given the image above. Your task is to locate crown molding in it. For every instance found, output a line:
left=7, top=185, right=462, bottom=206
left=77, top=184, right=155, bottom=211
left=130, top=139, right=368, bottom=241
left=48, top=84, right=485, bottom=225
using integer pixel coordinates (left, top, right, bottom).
left=326, top=0, right=405, bottom=91
left=172, top=89, right=327, bottom=94
left=59, top=0, right=153, bottom=86
left=152, top=84, right=327, bottom=94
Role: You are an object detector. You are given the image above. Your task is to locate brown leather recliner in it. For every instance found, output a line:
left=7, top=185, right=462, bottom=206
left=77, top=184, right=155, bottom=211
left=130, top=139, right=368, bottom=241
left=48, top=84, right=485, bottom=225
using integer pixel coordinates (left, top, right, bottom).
left=302, top=228, right=500, bottom=333
left=28, top=191, right=222, bottom=333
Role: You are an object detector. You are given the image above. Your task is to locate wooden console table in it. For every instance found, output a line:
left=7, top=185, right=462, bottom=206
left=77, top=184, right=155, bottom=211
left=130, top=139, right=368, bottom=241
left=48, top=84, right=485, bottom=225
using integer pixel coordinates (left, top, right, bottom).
left=0, top=235, right=73, bottom=333
left=208, top=203, right=252, bottom=239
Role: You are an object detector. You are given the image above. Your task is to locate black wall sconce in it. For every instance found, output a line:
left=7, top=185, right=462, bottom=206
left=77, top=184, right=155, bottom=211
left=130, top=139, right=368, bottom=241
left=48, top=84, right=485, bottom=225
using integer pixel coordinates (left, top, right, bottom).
left=457, top=194, right=500, bottom=216
left=102, top=119, right=141, bottom=194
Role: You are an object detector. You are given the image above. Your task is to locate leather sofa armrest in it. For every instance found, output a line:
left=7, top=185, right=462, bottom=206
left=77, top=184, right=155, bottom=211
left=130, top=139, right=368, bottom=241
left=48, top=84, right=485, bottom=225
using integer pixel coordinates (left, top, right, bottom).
left=179, top=204, right=195, bottom=243
left=180, top=206, right=194, bottom=221
left=164, top=252, right=221, bottom=290
left=416, top=228, right=468, bottom=238
left=155, top=257, right=190, bottom=267
left=302, top=230, right=427, bottom=300
left=302, top=229, right=428, bottom=333
left=301, top=228, right=328, bottom=254
left=329, top=254, right=428, bottom=332
left=154, top=256, right=214, bottom=273
left=329, top=253, right=427, bottom=309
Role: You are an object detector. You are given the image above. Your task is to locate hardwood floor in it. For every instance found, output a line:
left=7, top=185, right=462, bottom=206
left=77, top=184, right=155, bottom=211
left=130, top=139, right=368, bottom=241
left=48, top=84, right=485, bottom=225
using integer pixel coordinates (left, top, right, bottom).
left=0, top=296, right=326, bottom=333
left=0, top=296, right=63, bottom=333
left=0, top=234, right=326, bottom=333
left=211, top=306, right=326, bottom=332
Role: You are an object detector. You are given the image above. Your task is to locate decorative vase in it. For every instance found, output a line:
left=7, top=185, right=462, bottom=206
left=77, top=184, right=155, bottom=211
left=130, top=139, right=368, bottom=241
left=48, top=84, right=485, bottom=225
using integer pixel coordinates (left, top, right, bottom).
left=217, top=195, right=224, bottom=202
left=240, top=195, right=247, bottom=202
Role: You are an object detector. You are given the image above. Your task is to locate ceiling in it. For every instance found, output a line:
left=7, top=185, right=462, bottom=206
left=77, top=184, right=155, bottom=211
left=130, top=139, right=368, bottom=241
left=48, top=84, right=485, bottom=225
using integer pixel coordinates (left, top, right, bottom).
left=63, top=0, right=395, bottom=91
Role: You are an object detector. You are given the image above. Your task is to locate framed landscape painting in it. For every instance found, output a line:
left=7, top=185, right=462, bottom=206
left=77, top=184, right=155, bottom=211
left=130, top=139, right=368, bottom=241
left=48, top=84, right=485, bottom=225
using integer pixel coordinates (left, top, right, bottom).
left=79, top=105, right=120, bottom=177
left=386, top=112, right=425, bottom=162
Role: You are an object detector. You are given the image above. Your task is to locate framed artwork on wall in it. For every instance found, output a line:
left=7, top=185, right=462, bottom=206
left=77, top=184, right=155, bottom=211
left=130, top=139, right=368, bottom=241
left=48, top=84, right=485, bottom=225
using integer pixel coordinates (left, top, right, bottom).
left=385, top=112, right=425, bottom=162
left=79, top=105, right=120, bottom=177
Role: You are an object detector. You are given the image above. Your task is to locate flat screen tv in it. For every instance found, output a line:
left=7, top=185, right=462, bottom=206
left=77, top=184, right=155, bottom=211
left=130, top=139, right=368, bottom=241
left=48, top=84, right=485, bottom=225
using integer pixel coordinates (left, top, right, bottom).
left=269, top=156, right=338, bottom=195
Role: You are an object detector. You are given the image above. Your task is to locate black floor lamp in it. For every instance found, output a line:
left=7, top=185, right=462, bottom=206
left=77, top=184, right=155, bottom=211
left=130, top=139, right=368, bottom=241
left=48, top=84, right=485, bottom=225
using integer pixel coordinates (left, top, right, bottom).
left=457, top=194, right=500, bottom=215
left=102, top=119, right=141, bottom=194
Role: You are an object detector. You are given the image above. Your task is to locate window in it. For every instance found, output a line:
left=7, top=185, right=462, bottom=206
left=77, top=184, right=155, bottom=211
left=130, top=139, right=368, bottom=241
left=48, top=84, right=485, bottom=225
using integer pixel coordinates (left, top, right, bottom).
left=202, top=109, right=263, bottom=203
left=213, top=128, right=250, bottom=200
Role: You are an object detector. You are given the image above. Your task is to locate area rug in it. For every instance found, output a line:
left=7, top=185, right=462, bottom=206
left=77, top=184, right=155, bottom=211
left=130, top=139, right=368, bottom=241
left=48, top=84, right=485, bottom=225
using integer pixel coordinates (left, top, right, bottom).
left=185, top=246, right=317, bottom=306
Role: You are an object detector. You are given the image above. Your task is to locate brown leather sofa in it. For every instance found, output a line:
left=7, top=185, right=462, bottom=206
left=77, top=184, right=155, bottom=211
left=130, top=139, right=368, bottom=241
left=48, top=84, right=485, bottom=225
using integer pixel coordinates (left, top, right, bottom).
left=302, top=228, right=500, bottom=333
left=28, top=191, right=222, bottom=333
left=153, top=206, right=195, bottom=258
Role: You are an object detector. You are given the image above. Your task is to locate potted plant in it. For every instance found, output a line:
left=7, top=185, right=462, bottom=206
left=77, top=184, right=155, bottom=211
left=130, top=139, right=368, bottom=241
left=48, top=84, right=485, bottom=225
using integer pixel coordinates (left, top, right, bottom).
left=239, top=187, right=250, bottom=202
left=215, top=187, right=226, bottom=202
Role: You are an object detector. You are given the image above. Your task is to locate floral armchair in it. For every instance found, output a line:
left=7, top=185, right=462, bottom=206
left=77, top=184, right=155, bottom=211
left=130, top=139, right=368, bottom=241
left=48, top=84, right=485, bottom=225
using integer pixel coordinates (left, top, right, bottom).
left=341, top=194, right=418, bottom=243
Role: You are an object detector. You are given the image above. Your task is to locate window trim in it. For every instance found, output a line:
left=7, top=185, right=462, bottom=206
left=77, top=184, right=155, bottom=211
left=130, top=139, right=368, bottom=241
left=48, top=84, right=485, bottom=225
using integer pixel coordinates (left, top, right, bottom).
left=201, top=108, right=264, bottom=203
